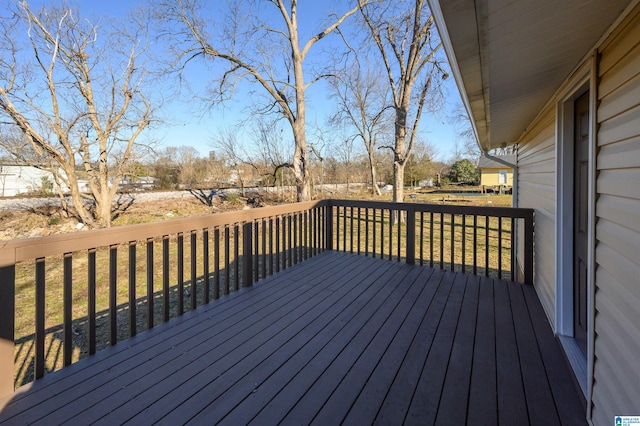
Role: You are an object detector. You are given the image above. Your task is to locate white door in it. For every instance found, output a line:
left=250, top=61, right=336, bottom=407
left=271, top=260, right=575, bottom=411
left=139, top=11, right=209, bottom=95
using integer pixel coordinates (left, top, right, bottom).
left=498, top=170, right=507, bottom=185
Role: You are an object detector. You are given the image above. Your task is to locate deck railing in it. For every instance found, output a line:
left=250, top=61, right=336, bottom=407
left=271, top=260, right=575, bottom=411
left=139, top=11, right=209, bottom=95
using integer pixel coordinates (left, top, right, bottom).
left=329, top=200, right=534, bottom=283
left=0, top=199, right=533, bottom=398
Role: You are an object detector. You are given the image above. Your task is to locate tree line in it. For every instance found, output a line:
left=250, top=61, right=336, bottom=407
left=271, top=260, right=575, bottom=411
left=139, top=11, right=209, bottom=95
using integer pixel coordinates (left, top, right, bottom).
left=0, top=0, right=466, bottom=228
left=122, top=142, right=454, bottom=193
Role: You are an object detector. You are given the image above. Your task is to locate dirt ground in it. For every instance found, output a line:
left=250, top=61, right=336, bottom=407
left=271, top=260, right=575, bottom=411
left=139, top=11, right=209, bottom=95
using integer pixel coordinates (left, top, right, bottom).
left=0, top=188, right=512, bottom=241
left=0, top=194, right=253, bottom=241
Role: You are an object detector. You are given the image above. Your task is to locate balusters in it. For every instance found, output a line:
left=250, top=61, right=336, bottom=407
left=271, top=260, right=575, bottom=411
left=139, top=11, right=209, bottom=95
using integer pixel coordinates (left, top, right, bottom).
left=203, top=230, right=209, bottom=305
left=88, top=249, right=97, bottom=354
left=429, top=212, right=434, bottom=268
left=498, top=217, right=503, bottom=279
left=109, top=246, right=118, bottom=346
left=214, top=227, right=220, bottom=300
left=177, top=233, right=184, bottom=315
left=147, top=238, right=155, bottom=327
left=461, top=215, right=467, bottom=274
left=63, top=253, right=73, bottom=366
left=485, top=216, right=490, bottom=277
left=163, top=236, right=170, bottom=322
left=35, top=257, right=45, bottom=379
left=128, top=242, right=137, bottom=337
left=224, top=226, right=230, bottom=295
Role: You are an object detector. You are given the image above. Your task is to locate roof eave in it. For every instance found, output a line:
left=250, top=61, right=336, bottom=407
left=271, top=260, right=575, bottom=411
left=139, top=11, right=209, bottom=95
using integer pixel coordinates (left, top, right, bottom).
left=428, top=0, right=491, bottom=153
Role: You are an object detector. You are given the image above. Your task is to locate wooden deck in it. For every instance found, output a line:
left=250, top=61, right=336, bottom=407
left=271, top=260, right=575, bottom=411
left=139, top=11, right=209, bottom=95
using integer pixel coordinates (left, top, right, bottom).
left=0, top=251, right=585, bottom=425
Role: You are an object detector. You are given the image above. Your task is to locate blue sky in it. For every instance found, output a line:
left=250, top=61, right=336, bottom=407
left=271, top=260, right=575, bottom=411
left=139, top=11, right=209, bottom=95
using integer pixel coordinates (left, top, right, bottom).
left=19, top=0, right=467, bottom=162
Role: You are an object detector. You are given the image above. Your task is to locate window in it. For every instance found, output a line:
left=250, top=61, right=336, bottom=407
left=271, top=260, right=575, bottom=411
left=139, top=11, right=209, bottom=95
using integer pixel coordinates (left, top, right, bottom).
left=498, top=170, right=507, bottom=184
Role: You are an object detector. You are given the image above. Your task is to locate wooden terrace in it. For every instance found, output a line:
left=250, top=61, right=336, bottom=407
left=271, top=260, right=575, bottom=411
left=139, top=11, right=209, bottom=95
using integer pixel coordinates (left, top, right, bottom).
left=0, top=200, right=585, bottom=424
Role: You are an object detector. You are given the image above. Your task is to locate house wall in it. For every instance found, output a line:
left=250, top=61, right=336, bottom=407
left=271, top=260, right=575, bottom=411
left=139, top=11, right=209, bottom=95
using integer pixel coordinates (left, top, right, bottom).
left=0, top=165, right=54, bottom=197
left=479, top=168, right=513, bottom=187
left=591, top=5, right=640, bottom=425
left=516, top=3, right=640, bottom=423
left=516, top=105, right=557, bottom=325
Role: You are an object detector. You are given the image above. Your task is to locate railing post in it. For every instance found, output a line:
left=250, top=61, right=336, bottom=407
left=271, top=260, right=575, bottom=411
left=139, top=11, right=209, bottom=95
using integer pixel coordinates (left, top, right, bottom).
left=524, top=210, right=534, bottom=285
left=325, top=203, right=334, bottom=251
left=0, top=265, right=15, bottom=399
left=243, top=221, right=254, bottom=288
left=406, top=205, right=416, bottom=265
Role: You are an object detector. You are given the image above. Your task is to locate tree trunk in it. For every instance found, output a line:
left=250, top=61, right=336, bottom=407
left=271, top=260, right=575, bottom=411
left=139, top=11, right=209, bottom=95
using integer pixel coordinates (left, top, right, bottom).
left=292, top=137, right=310, bottom=202
left=391, top=162, right=406, bottom=225
left=391, top=103, right=409, bottom=225
left=292, top=73, right=310, bottom=202
left=68, top=188, right=95, bottom=227
left=368, top=154, right=381, bottom=196
left=393, top=105, right=408, bottom=205
left=60, top=165, right=97, bottom=227
left=393, top=161, right=404, bottom=203
left=97, top=192, right=113, bottom=228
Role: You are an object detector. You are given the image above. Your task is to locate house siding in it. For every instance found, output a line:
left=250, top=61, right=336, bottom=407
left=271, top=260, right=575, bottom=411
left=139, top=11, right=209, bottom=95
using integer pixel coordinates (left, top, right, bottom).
left=0, top=165, right=54, bottom=197
left=516, top=106, right=557, bottom=324
left=591, top=5, right=640, bottom=425
left=480, top=168, right=513, bottom=187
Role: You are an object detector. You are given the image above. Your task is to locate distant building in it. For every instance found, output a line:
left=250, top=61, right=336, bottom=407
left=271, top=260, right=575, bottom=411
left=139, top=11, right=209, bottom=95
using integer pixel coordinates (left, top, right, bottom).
left=478, top=155, right=515, bottom=193
left=136, top=176, right=157, bottom=190
left=0, top=163, right=58, bottom=197
left=418, top=178, right=434, bottom=188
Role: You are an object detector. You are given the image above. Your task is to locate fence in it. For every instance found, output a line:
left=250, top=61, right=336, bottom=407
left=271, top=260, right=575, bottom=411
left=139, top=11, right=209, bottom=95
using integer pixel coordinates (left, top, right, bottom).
left=0, top=199, right=533, bottom=396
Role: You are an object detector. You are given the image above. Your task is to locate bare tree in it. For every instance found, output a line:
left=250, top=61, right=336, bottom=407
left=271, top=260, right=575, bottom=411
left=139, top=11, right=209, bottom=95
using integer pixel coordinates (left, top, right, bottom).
left=332, top=134, right=360, bottom=192
left=359, top=0, right=447, bottom=205
left=157, top=0, right=364, bottom=202
left=329, top=58, right=390, bottom=196
left=204, top=151, right=228, bottom=187
left=449, top=103, right=480, bottom=160
left=151, top=147, right=180, bottom=190
left=213, top=128, right=251, bottom=195
left=251, top=119, right=294, bottom=188
left=0, top=2, right=152, bottom=227
left=173, top=145, right=205, bottom=188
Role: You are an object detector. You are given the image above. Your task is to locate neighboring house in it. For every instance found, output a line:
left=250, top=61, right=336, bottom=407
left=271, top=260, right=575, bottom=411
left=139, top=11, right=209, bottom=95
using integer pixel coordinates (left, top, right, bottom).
left=0, top=163, right=55, bottom=197
left=418, top=178, right=434, bottom=188
left=430, top=0, right=640, bottom=424
left=136, top=176, right=156, bottom=191
left=77, top=179, right=90, bottom=193
left=477, top=155, right=515, bottom=193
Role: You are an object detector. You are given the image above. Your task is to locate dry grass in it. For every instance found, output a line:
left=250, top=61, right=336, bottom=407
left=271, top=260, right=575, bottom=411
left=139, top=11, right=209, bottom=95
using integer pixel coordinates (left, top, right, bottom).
left=335, top=188, right=513, bottom=208
left=332, top=207, right=513, bottom=276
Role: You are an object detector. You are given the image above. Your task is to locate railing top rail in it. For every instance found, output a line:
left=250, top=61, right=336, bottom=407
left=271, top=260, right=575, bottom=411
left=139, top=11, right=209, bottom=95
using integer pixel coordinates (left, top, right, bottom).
left=0, top=198, right=533, bottom=268
left=329, top=199, right=534, bottom=219
left=0, top=199, right=329, bottom=267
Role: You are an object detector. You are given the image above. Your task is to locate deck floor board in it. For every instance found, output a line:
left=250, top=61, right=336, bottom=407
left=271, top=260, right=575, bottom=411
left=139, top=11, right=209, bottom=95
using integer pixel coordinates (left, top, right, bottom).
left=5, top=251, right=335, bottom=422
left=494, top=273, right=530, bottom=425
left=434, top=274, right=480, bottom=425
left=0, top=251, right=586, bottom=425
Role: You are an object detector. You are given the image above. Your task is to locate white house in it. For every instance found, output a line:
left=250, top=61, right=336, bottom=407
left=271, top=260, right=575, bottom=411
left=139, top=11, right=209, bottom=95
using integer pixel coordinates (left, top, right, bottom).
left=429, top=0, right=640, bottom=424
left=0, top=163, right=56, bottom=197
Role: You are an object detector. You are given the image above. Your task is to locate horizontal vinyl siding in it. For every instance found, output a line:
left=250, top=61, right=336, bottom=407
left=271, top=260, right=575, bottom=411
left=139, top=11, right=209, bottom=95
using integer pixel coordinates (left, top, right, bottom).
left=517, top=106, right=556, bottom=325
left=597, top=168, right=640, bottom=199
left=597, top=135, right=640, bottom=170
left=592, top=5, right=640, bottom=425
left=596, top=194, right=640, bottom=232
left=598, top=39, right=640, bottom=96
left=480, top=168, right=513, bottom=186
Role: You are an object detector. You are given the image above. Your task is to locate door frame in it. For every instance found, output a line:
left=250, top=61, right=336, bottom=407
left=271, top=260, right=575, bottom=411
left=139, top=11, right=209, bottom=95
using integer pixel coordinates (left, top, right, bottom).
left=554, top=55, right=596, bottom=400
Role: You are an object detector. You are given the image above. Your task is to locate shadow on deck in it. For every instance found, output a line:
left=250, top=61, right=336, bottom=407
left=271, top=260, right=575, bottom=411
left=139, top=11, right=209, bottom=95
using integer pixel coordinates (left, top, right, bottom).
left=0, top=251, right=585, bottom=425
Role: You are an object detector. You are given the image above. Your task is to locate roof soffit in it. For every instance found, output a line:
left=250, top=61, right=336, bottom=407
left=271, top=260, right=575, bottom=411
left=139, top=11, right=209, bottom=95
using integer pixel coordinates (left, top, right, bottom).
left=430, top=0, right=634, bottom=151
